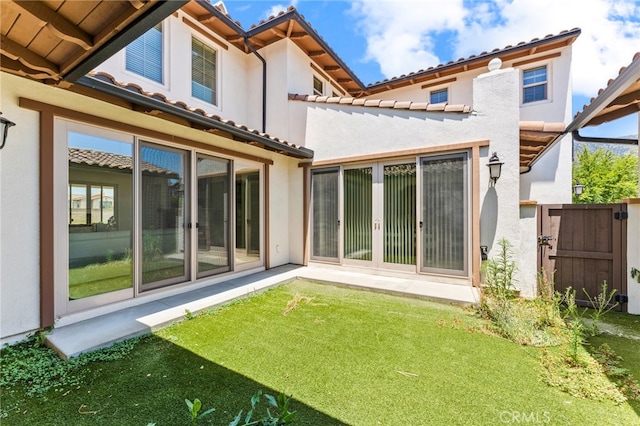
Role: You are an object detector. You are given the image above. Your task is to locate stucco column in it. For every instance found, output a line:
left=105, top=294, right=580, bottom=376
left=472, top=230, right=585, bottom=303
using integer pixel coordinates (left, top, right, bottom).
left=627, top=200, right=640, bottom=315
left=473, top=64, right=526, bottom=293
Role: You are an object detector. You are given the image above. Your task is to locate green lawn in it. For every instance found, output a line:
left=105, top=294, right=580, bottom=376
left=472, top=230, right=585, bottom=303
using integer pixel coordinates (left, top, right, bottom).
left=2, top=280, right=639, bottom=425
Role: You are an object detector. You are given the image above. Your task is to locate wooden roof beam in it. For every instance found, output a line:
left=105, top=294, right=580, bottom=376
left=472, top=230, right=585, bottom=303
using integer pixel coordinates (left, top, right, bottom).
left=588, top=103, right=640, bottom=126
left=13, top=1, right=94, bottom=50
left=324, top=65, right=341, bottom=72
left=607, top=89, right=640, bottom=107
left=128, top=0, right=145, bottom=9
left=286, top=20, right=294, bottom=37
left=197, top=14, right=217, bottom=25
left=308, top=50, right=326, bottom=57
left=0, top=35, right=59, bottom=77
left=0, top=56, right=56, bottom=80
left=270, top=27, right=287, bottom=39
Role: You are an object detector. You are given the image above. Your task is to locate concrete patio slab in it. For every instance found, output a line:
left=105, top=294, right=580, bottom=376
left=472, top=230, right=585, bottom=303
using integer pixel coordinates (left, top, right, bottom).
left=46, top=264, right=480, bottom=359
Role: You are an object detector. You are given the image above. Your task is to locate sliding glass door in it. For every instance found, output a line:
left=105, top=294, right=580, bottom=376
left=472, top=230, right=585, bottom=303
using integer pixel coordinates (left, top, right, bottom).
left=342, top=162, right=416, bottom=270
left=310, top=155, right=468, bottom=275
left=311, top=168, right=340, bottom=261
left=196, top=155, right=231, bottom=276
left=420, top=153, right=468, bottom=275
left=140, top=143, right=189, bottom=290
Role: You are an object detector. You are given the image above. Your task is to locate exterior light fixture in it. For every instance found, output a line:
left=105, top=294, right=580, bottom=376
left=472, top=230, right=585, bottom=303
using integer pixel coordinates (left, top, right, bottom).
left=0, top=112, right=16, bottom=150
left=573, top=181, right=584, bottom=196
left=486, top=152, right=503, bottom=186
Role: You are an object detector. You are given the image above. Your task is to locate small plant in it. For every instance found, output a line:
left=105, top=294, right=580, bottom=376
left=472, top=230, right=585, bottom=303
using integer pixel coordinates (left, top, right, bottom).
left=229, top=390, right=296, bottom=426
left=184, top=309, right=195, bottom=320
left=561, top=287, right=585, bottom=363
left=185, top=398, right=215, bottom=425
left=583, top=281, right=618, bottom=335
left=482, top=238, right=517, bottom=299
left=631, top=266, right=640, bottom=284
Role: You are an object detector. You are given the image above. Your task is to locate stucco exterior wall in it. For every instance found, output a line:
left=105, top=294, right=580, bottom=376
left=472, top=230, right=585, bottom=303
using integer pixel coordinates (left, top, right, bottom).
left=97, top=12, right=255, bottom=129
left=0, top=72, right=297, bottom=342
left=0, top=76, right=41, bottom=342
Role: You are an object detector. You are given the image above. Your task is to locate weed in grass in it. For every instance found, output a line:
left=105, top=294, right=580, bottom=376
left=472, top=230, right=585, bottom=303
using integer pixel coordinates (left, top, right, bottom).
left=591, top=344, right=640, bottom=403
left=540, top=348, right=627, bottom=404
left=481, top=238, right=518, bottom=299
left=230, top=390, right=296, bottom=426
left=0, top=334, right=140, bottom=398
left=185, top=397, right=215, bottom=425
left=582, top=282, right=618, bottom=335
left=282, top=293, right=314, bottom=316
left=185, top=309, right=195, bottom=320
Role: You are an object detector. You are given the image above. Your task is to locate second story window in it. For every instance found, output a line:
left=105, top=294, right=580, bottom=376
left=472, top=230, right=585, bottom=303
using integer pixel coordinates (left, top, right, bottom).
left=430, top=88, right=448, bottom=104
left=126, top=23, right=163, bottom=83
left=313, top=76, right=324, bottom=96
left=523, top=66, right=547, bottom=103
left=192, top=38, right=217, bottom=105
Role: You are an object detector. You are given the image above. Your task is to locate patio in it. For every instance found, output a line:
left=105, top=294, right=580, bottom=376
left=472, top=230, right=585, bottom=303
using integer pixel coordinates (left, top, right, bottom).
left=46, top=264, right=479, bottom=359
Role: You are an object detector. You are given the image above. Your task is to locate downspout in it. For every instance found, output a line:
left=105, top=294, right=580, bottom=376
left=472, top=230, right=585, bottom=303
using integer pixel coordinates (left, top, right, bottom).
left=244, top=35, right=266, bottom=133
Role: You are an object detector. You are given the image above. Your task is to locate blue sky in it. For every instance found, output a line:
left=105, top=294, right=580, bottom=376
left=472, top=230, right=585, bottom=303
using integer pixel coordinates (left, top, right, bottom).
left=223, top=0, right=640, bottom=138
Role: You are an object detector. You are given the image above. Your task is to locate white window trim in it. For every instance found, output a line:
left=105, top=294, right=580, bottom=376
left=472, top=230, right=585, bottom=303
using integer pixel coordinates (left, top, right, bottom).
left=122, top=19, right=171, bottom=91
left=429, top=87, right=449, bottom=104
left=189, top=33, right=220, bottom=109
left=520, top=62, right=553, bottom=106
left=313, top=75, right=325, bottom=96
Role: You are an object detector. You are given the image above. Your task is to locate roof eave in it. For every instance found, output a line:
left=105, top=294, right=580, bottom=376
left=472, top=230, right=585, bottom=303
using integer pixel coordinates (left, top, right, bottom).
left=566, top=54, right=640, bottom=132
left=64, top=1, right=190, bottom=82
left=244, top=9, right=367, bottom=91
left=76, top=75, right=313, bottom=159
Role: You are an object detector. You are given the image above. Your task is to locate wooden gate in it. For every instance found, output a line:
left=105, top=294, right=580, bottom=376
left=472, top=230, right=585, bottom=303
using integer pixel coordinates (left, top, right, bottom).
left=538, top=203, right=628, bottom=311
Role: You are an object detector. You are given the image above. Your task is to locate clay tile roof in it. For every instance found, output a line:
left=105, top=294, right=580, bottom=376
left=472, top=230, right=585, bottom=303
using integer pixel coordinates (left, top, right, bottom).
left=288, top=93, right=471, bottom=114
left=69, top=147, right=176, bottom=176
left=85, top=72, right=312, bottom=159
left=570, top=51, right=640, bottom=127
left=364, top=28, right=580, bottom=95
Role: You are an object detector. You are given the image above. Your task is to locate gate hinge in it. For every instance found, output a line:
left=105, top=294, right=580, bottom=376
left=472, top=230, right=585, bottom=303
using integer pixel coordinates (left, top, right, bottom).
left=614, top=211, right=628, bottom=220
left=537, top=235, right=554, bottom=246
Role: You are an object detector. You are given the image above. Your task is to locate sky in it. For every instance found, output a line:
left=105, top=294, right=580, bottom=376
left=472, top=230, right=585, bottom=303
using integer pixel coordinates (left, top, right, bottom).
left=222, top=0, right=640, bottom=138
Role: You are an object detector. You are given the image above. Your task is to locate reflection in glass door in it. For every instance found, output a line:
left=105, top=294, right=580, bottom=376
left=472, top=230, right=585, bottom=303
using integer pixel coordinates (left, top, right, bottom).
left=197, top=155, right=230, bottom=276
left=235, top=167, right=261, bottom=267
left=68, top=134, right=133, bottom=301
left=140, top=144, right=189, bottom=290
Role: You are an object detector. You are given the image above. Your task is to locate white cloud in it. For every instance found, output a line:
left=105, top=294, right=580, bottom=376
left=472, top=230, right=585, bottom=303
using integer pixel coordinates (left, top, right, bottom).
left=263, top=0, right=298, bottom=20
left=351, top=0, right=640, bottom=97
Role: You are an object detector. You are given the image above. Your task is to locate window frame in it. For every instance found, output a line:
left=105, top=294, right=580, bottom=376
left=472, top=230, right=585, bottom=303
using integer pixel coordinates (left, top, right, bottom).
left=191, top=35, right=218, bottom=106
left=522, top=65, right=549, bottom=104
left=313, top=75, right=324, bottom=96
left=429, top=87, right=449, bottom=104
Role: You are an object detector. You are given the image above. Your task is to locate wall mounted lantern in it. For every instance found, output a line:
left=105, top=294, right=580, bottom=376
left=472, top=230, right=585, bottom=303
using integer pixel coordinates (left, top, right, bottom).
left=573, top=181, right=584, bottom=196
left=0, top=112, right=16, bottom=150
left=486, top=152, right=503, bottom=186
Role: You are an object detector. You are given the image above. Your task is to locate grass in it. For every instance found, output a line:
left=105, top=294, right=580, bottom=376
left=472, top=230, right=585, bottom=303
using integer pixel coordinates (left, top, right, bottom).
left=2, top=279, right=640, bottom=425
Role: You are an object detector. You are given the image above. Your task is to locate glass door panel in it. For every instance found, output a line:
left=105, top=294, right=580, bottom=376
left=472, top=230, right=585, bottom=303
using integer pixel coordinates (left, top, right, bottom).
left=68, top=134, right=133, bottom=300
left=235, top=167, right=261, bottom=267
left=311, top=168, right=339, bottom=260
left=421, top=154, right=467, bottom=275
left=383, top=163, right=416, bottom=266
left=197, top=155, right=230, bottom=276
left=343, top=167, right=373, bottom=262
left=140, top=144, right=189, bottom=289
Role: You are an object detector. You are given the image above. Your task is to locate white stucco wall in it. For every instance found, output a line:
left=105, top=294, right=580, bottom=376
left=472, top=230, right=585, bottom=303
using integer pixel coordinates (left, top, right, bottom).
left=96, top=12, right=256, bottom=130
left=0, top=77, right=42, bottom=342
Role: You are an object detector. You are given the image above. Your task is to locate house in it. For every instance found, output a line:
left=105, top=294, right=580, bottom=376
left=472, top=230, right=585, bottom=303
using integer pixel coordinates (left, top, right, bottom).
left=0, top=0, right=587, bottom=344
